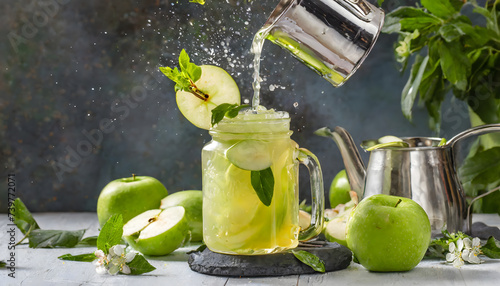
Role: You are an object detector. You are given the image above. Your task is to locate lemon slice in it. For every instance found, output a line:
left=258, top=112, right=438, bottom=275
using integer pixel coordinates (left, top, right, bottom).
left=176, top=65, right=240, bottom=130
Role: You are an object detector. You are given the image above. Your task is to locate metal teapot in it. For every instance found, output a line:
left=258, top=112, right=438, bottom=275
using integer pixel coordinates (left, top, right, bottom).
left=315, top=124, right=500, bottom=237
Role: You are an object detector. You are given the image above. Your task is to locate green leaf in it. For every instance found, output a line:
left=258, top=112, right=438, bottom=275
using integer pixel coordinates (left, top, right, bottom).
left=159, top=49, right=203, bottom=94
left=0, top=261, right=6, bottom=268
left=378, top=0, right=384, bottom=6
left=481, top=236, right=500, bottom=259
left=127, top=254, right=156, bottom=275
left=382, top=7, right=442, bottom=34
left=28, top=229, right=86, bottom=248
left=437, top=39, right=470, bottom=91
left=250, top=167, right=275, bottom=207
left=10, top=198, right=40, bottom=235
left=292, top=250, right=325, bottom=273
left=58, top=253, right=96, bottom=262
left=76, top=236, right=98, bottom=247
left=460, top=147, right=500, bottom=185
left=186, top=244, right=207, bottom=254
left=211, top=103, right=237, bottom=126
left=97, top=214, right=124, bottom=255
left=401, top=54, right=429, bottom=121
left=421, top=0, right=461, bottom=19
left=210, top=103, right=249, bottom=126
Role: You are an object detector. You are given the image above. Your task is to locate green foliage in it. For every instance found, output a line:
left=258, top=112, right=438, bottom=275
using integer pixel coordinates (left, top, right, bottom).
left=10, top=198, right=95, bottom=248
left=159, top=49, right=202, bottom=93
left=97, top=214, right=124, bottom=255
left=210, top=103, right=249, bottom=126
left=384, top=0, right=500, bottom=131
left=292, top=250, right=326, bottom=272
left=58, top=253, right=97, bottom=262
left=127, top=255, right=157, bottom=275
left=251, top=167, right=275, bottom=207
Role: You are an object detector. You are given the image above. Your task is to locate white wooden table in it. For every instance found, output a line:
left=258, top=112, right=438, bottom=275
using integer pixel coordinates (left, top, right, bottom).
left=1, top=213, right=500, bottom=286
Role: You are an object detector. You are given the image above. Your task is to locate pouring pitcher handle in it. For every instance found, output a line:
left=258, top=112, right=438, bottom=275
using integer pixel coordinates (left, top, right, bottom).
left=297, top=148, right=325, bottom=241
left=467, top=185, right=500, bottom=233
left=446, top=124, right=500, bottom=148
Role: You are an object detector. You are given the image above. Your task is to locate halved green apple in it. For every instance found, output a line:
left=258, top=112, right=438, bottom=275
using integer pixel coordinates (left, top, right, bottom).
left=176, top=65, right=240, bottom=130
left=123, top=206, right=189, bottom=256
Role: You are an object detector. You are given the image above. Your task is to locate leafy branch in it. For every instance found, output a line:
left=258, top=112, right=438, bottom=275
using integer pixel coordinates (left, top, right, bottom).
left=383, top=0, right=500, bottom=131
left=159, top=49, right=209, bottom=101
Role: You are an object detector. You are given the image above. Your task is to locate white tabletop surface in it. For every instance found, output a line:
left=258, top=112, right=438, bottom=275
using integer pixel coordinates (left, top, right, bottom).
left=1, top=212, right=499, bottom=285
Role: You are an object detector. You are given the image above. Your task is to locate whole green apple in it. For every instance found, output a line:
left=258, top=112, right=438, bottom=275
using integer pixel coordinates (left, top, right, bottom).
left=329, top=169, right=351, bottom=208
left=160, top=190, right=203, bottom=242
left=97, top=175, right=169, bottom=226
left=346, top=194, right=431, bottom=272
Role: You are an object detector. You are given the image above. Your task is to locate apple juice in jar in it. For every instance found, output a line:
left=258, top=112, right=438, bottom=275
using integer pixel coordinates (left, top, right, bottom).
left=202, top=107, right=325, bottom=255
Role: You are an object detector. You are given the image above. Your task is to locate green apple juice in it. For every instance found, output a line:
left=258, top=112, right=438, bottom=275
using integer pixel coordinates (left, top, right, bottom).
left=202, top=108, right=300, bottom=255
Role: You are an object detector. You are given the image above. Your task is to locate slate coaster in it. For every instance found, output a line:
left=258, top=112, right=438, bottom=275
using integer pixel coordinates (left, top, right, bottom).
left=471, top=222, right=500, bottom=240
left=188, top=241, right=352, bottom=277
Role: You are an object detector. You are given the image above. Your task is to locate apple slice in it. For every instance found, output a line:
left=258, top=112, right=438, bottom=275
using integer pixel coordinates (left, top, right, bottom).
left=176, top=65, right=240, bottom=130
left=123, top=206, right=189, bottom=256
left=226, top=140, right=272, bottom=171
left=160, top=190, right=203, bottom=242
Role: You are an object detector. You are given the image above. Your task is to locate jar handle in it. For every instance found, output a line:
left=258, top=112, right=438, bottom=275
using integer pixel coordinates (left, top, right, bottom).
left=297, top=148, right=325, bottom=241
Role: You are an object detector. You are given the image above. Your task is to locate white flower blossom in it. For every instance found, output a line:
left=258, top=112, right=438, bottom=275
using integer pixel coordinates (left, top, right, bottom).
left=446, top=238, right=464, bottom=268
left=462, top=237, right=482, bottom=264
left=93, top=245, right=136, bottom=275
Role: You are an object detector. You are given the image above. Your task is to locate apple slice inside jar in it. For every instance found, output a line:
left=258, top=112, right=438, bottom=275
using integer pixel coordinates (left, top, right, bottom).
left=226, top=140, right=273, bottom=171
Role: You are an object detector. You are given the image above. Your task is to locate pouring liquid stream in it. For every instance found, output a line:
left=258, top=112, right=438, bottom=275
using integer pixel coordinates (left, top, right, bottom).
left=250, top=25, right=272, bottom=109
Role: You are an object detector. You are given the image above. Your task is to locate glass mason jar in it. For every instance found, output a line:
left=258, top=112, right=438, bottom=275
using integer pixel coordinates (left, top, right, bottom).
left=202, top=109, right=324, bottom=255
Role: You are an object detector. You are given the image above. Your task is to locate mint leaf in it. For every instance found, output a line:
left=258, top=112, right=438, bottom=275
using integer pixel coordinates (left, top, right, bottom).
left=76, top=236, right=98, bottom=247
left=127, top=254, right=156, bottom=275
left=421, top=0, right=461, bottom=19
left=10, top=198, right=40, bottom=235
left=482, top=236, right=500, bottom=259
left=250, top=167, right=274, bottom=207
left=159, top=49, right=204, bottom=97
left=210, top=103, right=249, bottom=126
left=382, top=7, right=441, bottom=33
left=401, top=54, right=429, bottom=121
left=292, top=250, right=325, bottom=273
left=97, top=214, right=124, bottom=255
left=28, top=229, right=86, bottom=248
left=58, top=253, right=96, bottom=262
left=437, top=39, right=470, bottom=91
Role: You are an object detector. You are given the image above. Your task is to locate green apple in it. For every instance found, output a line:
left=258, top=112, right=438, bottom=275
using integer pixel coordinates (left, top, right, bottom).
left=123, top=206, right=189, bottom=256
left=176, top=65, right=240, bottom=130
left=160, top=190, right=203, bottom=242
left=329, top=169, right=351, bottom=208
left=346, top=194, right=431, bottom=272
left=97, top=175, right=168, bottom=226
left=323, top=212, right=349, bottom=247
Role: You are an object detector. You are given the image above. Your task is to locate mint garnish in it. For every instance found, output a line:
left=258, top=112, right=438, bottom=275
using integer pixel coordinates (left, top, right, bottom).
left=250, top=167, right=275, bottom=207
left=210, top=103, right=249, bottom=126
left=292, top=250, right=326, bottom=273
left=159, top=49, right=208, bottom=101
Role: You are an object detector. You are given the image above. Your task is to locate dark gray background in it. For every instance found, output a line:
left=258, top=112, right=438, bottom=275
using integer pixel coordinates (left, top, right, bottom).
left=1, top=0, right=470, bottom=212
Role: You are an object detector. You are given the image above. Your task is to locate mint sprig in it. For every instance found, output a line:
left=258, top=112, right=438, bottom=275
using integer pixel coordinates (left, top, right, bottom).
left=159, top=49, right=208, bottom=101
left=210, top=103, right=249, bottom=126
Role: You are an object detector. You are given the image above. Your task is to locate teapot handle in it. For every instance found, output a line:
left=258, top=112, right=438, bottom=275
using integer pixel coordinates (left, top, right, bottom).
left=446, top=124, right=500, bottom=148
left=467, top=185, right=500, bottom=233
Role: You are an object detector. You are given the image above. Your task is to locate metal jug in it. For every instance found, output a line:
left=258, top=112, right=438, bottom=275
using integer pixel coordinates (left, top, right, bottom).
left=315, top=124, right=500, bottom=237
left=261, top=0, right=385, bottom=87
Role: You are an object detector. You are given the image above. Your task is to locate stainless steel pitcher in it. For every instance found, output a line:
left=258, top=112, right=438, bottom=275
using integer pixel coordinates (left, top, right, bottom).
left=315, top=124, right=500, bottom=237
left=262, top=0, right=385, bottom=87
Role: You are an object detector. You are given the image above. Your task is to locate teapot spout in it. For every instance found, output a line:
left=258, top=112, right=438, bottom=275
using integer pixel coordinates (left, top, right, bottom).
left=315, top=126, right=367, bottom=199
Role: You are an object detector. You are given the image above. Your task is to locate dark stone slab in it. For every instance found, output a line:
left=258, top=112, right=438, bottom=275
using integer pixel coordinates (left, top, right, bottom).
left=188, top=241, right=352, bottom=277
left=471, top=222, right=500, bottom=240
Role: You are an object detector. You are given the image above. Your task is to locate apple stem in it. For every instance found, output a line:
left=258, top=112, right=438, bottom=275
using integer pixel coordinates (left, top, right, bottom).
left=394, top=199, right=402, bottom=208
left=188, top=79, right=209, bottom=101
left=132, top=174, right=136, bottom=180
